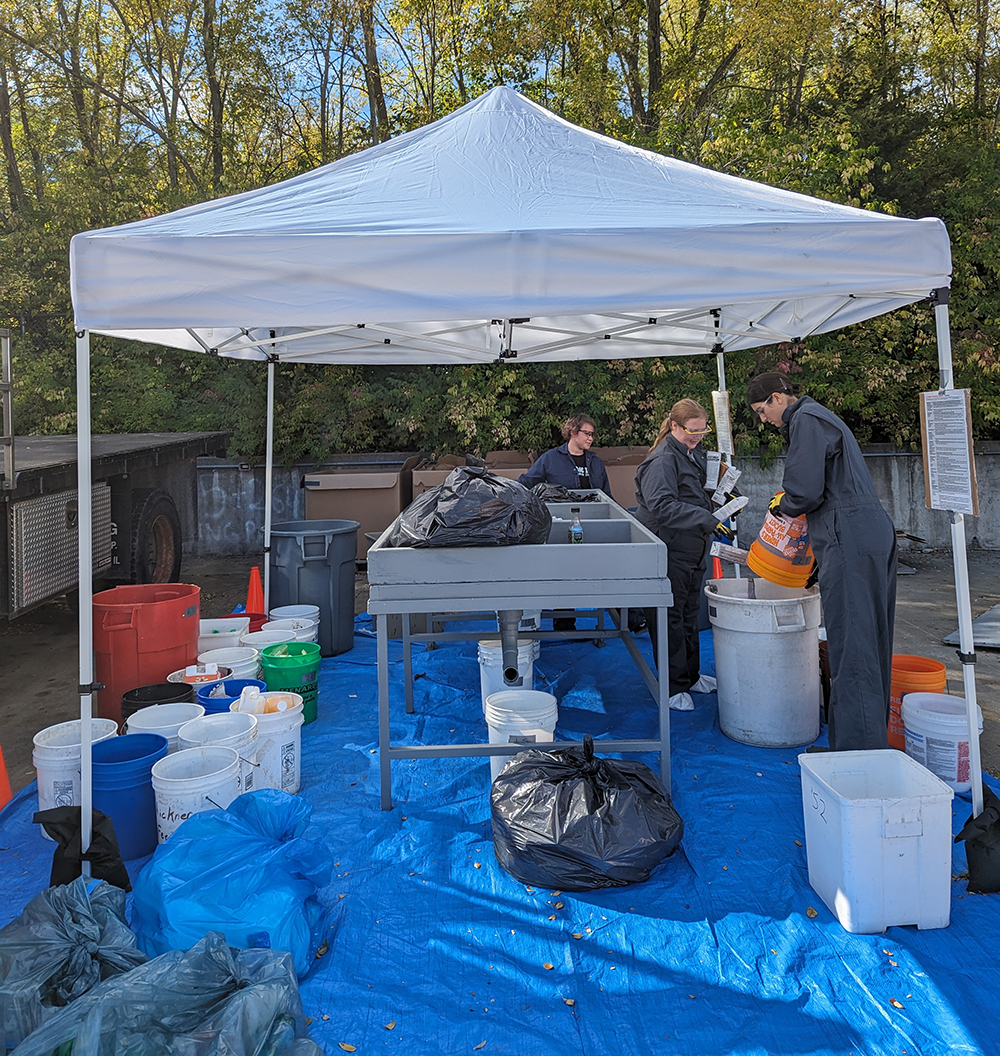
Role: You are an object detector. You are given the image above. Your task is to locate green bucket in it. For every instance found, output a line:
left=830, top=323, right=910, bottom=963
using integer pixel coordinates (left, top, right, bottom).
left=260, top=642, right=321, bottom=724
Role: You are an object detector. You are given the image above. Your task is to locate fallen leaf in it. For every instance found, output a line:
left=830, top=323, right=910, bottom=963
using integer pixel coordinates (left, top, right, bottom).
left=315, top=941, right=329, bottom=957
left=889, top=960, right=898, bottom=967
left=305, top=1017, right=313, bottom=1026
left=551, top=890, right=562, bottom=896
left=338, top=1045, right=355, bottom=1052
left=474, top=862, right=482, bottom=869
left=890, top=998, right=904, bottom=1009
left=543, top=962, right=554, bottom=970
left=555, top=902, right=564, bottom=909
left=322, top=1015, right=330, bottom=1021
left=794, top=839, right=803, bottom=846
left=473, top=1042, right=487, bottom=1050
left=548, top=915, right=556, bottom=920
left=722, top=865, right=728, bottom=871
left=525, top=887, right=535, bottom=893
left=770, top=949, right=777, bottom=955
left=563, top=998, right=575, bottom=1006
left=385, top=1021, right=396, bottom=1030
left=338, top=893, right=346, bottom=899
left=572, top=933, right=583, bottom=939
left=806, top=907, right=818, bottom=919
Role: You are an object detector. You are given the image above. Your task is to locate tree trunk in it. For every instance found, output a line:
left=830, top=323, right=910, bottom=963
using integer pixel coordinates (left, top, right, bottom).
left=202, top=0, right=224, bottom=189
left=0, top=61, right=26, bottom=212
left=360, top=0, right=388, bottom=143
left=645, top=0, right=661, bottom=133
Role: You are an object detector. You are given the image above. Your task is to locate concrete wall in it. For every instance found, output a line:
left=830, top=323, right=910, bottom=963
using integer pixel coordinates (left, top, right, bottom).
left=192, top=448, right=999, bottom=556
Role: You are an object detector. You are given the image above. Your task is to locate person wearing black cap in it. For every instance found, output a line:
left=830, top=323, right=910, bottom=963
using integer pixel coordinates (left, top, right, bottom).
left=747, top=372, right=897, bottom=751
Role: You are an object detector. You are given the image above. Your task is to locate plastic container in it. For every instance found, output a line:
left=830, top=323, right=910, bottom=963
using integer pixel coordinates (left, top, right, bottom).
left=799, top=748, right=953, bottom=933
left=123, top=701, right=206, bottom=753
left=705, top=578, right=822, bottom=747
left=890, top=655, right=947, bottom=751
left=197, top=646, right=259, bottom=681
left=240, top=629, right=296, bottom=653
left=197, top=617, right=250, bottom=654
left=477, top=638, right=540, bottom=707
left=483, top=689, right=558, bottom=782
left=268, top=520, right=359, bottom=657
left=237, top=612, right=269, bottom=633
left=262, top=617, right=319, bottom=644
left=91, top=733, right=169, bottom=859
left=196, top=678, right=267, bottom=715
left=167, top=664, right=232, bottom=686
left=268, top=603, right=321, bottom=624
left=260, top=642, right=321, bottom=724
left=746, top=495, right=815, bottom=588
left=150, top=746, right=241, bottom=843
left=33, top=719, right=120, bottom=828
left=177, top=712, right=259, bottom=795
left=93, top=584, right=201, bottom=726
left=902, top=692, right=983, bottom=793
left=120, top=682, right=196, bottom=726
left=231, top=693, right=304, bottom=793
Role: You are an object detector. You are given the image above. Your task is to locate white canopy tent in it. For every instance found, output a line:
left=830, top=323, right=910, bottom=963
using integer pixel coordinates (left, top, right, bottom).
left=69, top=86, right=980, bottom=853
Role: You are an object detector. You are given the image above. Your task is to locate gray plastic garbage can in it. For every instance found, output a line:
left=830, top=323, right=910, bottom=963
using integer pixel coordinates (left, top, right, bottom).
left=267, top=519, right=360, bottom=657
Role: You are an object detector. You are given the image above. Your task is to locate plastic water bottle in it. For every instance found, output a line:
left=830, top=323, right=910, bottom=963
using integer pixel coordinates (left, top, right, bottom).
left=569, top=507, right=584, bottom=544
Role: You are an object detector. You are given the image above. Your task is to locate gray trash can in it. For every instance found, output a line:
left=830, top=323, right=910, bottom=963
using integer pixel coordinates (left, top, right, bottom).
left=267, top=519, right=360, bottom=657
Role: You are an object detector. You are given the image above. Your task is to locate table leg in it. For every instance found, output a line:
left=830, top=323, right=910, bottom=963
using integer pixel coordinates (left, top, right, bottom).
left=656, top=604, right=671, bottom=789
left=377, top=613, right=393, bottom=810
left=402, top=613, right=415, bottom=714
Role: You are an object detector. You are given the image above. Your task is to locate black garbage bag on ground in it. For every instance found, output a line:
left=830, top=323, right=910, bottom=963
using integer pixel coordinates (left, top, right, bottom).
left=955, top=784, right=1000, bottom=893
left=33, top=808, right=131, bottom=892
left=10, top=932, right=323, bottom=1056
left=530, top=483, right=602, bottom=503
left=491, top=734, right=684, bottom=891
left=0, top=877, right=146, bottom=1050
left=389, top=466, right=552, bottom=548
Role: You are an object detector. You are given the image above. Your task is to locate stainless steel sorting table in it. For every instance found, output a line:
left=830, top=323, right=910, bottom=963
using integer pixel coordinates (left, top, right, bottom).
left=367, top=493, right=673, bottom=809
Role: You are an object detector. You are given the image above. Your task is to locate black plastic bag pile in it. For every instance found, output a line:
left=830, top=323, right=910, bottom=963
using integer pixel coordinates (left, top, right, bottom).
left=491, top=734, right=684, bottom=891
left=389, top=466, right=552, bottom=548
left=530, top=483, right=601, bottom=504
left=0, top=877, right=146, bottom=1050
left=955, top=784, right=1000, bottom=893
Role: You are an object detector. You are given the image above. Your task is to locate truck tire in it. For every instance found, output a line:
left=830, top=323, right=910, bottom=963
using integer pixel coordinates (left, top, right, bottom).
left=130, top=489, right=182, bottom=583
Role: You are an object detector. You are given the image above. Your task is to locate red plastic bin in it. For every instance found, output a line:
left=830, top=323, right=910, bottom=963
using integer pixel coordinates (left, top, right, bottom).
left=93, top=584, right=201, bottom=726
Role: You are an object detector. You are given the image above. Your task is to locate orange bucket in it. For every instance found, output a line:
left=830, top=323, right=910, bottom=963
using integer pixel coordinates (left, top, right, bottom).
left=889, top=654, right=947, bottom=750
left=746, top=493, right=815, bottom=588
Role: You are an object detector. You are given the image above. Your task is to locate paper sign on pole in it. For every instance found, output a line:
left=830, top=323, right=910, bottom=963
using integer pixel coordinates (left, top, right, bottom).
left=920, top=389, right=979, bottom=516
left=712, top=391, right=733, bottom=456
left=705, top=450, right=722, bottom=491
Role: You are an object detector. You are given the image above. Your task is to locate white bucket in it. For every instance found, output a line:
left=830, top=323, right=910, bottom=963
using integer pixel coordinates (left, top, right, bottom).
left=197, top=646, right=260, bottom=681
left=262, top=618, right=319, bottom=644
left=197, top=617, right=250, bottom=655
left=705, top=578, right=822, bottom=748
left=124, top=702, right=206, bottom=753
left=240, top=629, right=296, bottom=657
left=150, top=746, right=241, bottom=842
left=478, top=638, right=540, bottom=706
left=167, top=665, right=231, bottom=686
left=269, top=604, right=320, bottom=623
left=230, top=693, right=304, bottom=793
left=33, top=719, right=120, bottom=834
left=902, top=692, right=984, bottom=793
left=484, top=689, right=558, bottom=782
left=176, top=712, right=259, bottom=795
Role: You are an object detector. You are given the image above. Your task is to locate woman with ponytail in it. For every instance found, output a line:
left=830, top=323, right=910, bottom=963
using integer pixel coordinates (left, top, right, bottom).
left=747, top=371, right=897, bottom=751
left=634, top=399, right=733, bottom=711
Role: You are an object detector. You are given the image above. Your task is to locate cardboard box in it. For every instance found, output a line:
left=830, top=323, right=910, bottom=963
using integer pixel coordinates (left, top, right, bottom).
left=592, top=446, right=649, bottom=509
left=411, top=452, right=533, bottom=498
left=303, top=456, right=420, bottom=557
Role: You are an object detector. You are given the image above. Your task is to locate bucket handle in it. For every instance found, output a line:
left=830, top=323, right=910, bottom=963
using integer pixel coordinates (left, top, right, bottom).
left=101, top=609, right=137, bottom=630
left=771, top=604, right=806, bottom=631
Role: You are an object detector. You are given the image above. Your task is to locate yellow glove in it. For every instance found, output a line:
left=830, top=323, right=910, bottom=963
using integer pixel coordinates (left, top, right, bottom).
left=767, top=493, right=784, bottom=517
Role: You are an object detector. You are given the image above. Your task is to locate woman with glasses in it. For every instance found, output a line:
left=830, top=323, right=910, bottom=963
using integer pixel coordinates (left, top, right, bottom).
left=634, top=399, right=733, bottom=711
left=746, top=371, right=897, bottom=751
left=517, top=414, right=613, bottom=498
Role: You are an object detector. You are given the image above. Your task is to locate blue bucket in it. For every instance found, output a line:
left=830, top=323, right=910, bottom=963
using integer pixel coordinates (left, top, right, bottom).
left=92, top=733, right=168, bottom=860
left=196, top=678, right=266, bottom=714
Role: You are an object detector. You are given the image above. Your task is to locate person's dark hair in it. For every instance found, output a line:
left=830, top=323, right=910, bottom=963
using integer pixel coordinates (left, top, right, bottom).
left=746, top=372, right=801, bottom=407
left=561, top=414, right=595, bottom=440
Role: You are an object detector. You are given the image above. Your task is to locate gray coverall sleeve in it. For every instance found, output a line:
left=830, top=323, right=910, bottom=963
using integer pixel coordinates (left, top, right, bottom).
left=640, top=455, right=717, bottom=535
left=517, top=454, right=550, bottom=490
left=780, top=414, right=833, bottom=517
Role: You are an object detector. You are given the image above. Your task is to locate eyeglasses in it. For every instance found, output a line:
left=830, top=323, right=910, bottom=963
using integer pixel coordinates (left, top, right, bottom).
left=752, top=394, right=776, bottom=419
left=681, top=425, right=712, bottom=437
left=577, top=429, right=595, bottom=438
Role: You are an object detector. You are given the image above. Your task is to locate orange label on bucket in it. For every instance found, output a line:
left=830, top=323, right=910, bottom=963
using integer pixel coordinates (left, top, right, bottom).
left=757, top=511, right=812, bottom=565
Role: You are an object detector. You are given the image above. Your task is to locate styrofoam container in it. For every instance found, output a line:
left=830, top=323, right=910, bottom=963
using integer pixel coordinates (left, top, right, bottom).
left=167, top=665, right=232, bottom=686
left=231, top=693, right=304, bottom=793
left=124, top=701, right=206, bottom=753
left=484, top=689, right=557, bottom=782
left=478, top=638, right=540, bottom=706
left=33, top=719, right=120, bottom=835
left=902, top=692, right=983, bottom=793
left=177, top=712, right=259, bottom=794
left=197, top=617, right=250, bottom=655
left=197, top=646, right=259, bottom=681
left=262, top=618, right=319, bottom=644
left=151, top=746, right=241, bottom=842
left=799, top=749, right=953, bottom=933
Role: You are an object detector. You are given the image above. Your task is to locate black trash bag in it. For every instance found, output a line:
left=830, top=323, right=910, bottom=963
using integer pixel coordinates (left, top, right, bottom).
left=491, top=734, right=684, bottom=891
left=530, top=483, right=602, bottom=503
left=33, top=808, right=131, bottom=893
left=10, top=932, right=323, bottom=1056
left=389, top=466, right=552, bottom=548
left=955, top=784, right=1000, bottom=893
left=0, top=877, right=146, bottom=1050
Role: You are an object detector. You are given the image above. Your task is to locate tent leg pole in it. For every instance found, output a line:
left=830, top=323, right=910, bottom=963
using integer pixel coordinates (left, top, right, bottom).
left=934, top=297, right=983, bottom=816
left=713, top=346, right=740, bottom=576
left=263, top=360, right=275, bottom=613
left=76, top=328, right=94, bottom=869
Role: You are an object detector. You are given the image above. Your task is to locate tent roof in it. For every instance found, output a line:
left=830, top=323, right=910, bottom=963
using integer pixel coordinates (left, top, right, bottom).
left=70, top=86, right=952, bottom=364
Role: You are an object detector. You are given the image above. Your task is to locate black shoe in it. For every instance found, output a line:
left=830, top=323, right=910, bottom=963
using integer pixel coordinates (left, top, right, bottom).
left=805, top=745, right=832, bottom=753
left=553, top=617, right=576, bottom=631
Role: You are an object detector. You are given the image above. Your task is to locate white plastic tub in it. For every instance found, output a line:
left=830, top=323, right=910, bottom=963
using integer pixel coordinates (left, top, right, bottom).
left=197, top=646, right=259, bottom=681
left=151, top=746, right=241, bottom=842
left=484, top=689, right=557, bottom=782
left=197, top=617, right=250, bottom=655
left=478, top=638, right=540, bottom=707
left=799, top=748, right=953, bottom=933
left=33, top=719, right=120, bottom=830
left=902, top=692, right=983, bottom=793
left=177, top=712, right=259, bottom=794
left=231, top=693, right=304, bottom=793
left=240, top=629, right=296, bottom=654
left=262, top=618, right=319, bottom=644
left=124, top=701, right=206, bottom=753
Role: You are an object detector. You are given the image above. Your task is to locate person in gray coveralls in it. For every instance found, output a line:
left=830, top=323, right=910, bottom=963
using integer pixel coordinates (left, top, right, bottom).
left=747, top=372, right=897, bottom=751
left=634, top=399, right=736, bottom=712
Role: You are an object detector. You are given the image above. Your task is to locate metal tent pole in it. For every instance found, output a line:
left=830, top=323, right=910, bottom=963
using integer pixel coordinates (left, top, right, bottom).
left=263, top=358, right=275, bottom=612
left=75, top=328, right=95, bottom=868
left=934, top=292, right=984, bottom=817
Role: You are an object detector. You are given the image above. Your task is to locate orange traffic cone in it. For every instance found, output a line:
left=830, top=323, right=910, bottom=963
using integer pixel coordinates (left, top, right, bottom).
left=246, top=566, right=265, bottom=615
left=0, top=746, right=12, bottom=812
left=712, top=556, right=724, bottom=579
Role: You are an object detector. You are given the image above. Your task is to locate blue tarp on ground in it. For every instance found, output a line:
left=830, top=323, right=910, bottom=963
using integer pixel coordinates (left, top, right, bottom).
left=2, top=618, right=998, bottom=1056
